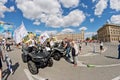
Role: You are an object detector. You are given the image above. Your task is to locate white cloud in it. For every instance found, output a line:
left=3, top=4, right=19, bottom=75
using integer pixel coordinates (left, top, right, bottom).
left=109, top=14, right=120, bottom=25
left=85, top=13, right=91, bottom=17
left=59, top=0, right=79, bottom=8
left=44, top=30, right=57, bottom=35
left=33, top=20, right=41, bottom=25
left=92, top=0, right=99, bottom=3
left=35, top=30, right=57, bottom=36
left=9, top=6, right=15, bottom=11
left=85, top=32, right=97, bottom=38
left=79, top=27, right=87, bottom=31
left=16, top=0, right=85, bottom=28
left=62, top=9, right=86, bottom=27
left=81, top=3, right=88, bottom=8
left=61, top=28, right=74, bottom=34
left=0, top=1, right=15, bottom=18
left=35, top=30, right=42, bottom=33
left=46, top=9, right=86, bottom=28
left=0, top=0, right=7, bottom=3
left=92, top=0, right=96, bottom=3
left=110, top=0, right=120, bottom=11
left=90, top=18, right=94, bottom=23
left=94, top=0, right=108, bottom=16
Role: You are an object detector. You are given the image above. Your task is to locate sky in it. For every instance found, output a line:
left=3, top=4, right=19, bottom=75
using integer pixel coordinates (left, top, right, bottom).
left=0, top=0, right=120, bottom=38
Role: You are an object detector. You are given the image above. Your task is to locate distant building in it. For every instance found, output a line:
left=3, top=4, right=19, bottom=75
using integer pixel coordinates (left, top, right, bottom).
left=55, top=30, right=84, bottom=41
left=97, top=24, right=120, bottom=42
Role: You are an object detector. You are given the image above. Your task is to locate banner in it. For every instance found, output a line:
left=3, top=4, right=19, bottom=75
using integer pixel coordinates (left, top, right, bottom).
left=39, top=32, right=49, bottom=44
left=13, top=22, right=28, bottom=44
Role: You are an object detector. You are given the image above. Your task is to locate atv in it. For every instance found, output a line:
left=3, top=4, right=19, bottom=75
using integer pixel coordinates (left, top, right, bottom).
left=21, top=45, right=53, bottom=75
left=51, top=42, right=66, bottom=61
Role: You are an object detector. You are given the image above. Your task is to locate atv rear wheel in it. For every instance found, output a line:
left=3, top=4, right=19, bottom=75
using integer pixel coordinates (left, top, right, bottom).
left=47, top=58, right=53, bottom=67
left=53, top=52, right=61, bottom=61
left=28, top=61, right=38, bottom=75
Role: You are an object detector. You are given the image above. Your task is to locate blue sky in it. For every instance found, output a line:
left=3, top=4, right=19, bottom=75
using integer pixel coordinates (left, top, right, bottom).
left=0, top=0, right=120, bottom=37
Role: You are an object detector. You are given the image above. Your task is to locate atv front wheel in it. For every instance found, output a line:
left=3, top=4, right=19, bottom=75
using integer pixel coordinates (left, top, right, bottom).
left=53, top=52, right=61, bottom=61
left=28, top=61, right=38, bottom=75
left=47, top=58, right=53, bottom=67
left=22, top=53, right=28, bottom=63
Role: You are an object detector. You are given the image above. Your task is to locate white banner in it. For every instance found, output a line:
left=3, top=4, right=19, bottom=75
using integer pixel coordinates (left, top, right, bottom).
left=39, top=32, right=49, bottom=44
left=13, top=22, right=28, bottom=44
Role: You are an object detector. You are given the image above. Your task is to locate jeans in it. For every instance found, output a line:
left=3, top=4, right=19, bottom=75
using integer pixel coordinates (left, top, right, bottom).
left=6, top=44, right=11, bottom=51
left=66, top=47, right=71, bottom=58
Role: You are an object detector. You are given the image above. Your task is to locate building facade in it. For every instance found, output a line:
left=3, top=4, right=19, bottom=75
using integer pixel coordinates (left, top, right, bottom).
left=55, top=30, right=84, bottom=41
left=97, top=24, right=120, bottom=42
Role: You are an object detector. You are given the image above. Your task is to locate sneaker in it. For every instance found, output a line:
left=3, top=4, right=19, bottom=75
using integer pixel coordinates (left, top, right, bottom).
left=10, top=71, right=14, bottom=75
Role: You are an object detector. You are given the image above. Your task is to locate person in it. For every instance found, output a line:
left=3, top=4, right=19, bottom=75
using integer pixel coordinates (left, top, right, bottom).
left=100, top=41, right=103, bottom=54
left=49, top=39, right=54, bottom=48
left=79, top=42, right=82, bottom=53
left=2, top=39, right=6, bottom=52
left=26, top=37, right=36, bottom=53
left=71, top=41, right=79, bottom=67
left=64, top=38, right=71, bottom=59
left=93, top=43, right=96, bottom=53
left=5, top=54, right=13, bottom=74
left=6, top=38, right=11, bottom=52
left=118, top=41, right=120, bottom=59
left=85, top=41, right=87, bottom=46
left=0, top=46, right=4, bottom=80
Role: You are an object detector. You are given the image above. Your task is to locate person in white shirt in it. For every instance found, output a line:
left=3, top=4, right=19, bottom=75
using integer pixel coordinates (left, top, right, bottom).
left=100, top=41, right=103, bottom=54
left=5, top=54, right=13, bottom=74
left=71, top=41, right=79, bottom=67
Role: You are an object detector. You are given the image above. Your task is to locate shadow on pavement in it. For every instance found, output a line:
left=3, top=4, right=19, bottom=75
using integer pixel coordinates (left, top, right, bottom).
left=88, top=51, right=100, bottom=54
left=12, top=62, right=19, bottom=74
left=64, top=57, right=73, bottom=64
left=105, top=56, right=118, bottom=59
left=2, top=62, right=19, bottom=80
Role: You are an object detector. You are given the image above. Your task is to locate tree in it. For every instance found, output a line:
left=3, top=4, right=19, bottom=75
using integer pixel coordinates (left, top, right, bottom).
left=92, top=34, right=97, bottom=40
left=86, top=37, right=90, bottom=41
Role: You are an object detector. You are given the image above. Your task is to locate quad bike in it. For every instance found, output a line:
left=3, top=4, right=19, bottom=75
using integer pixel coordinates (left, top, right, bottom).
left=21, top=45, right=53, bottom=75
left=51, top=42, right=66, bottom=61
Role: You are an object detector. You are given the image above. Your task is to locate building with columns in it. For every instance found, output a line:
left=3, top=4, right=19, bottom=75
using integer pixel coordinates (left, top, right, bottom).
left=55, top=30, right=84, bottom=41
left=97, top=24, right=120, bottom=42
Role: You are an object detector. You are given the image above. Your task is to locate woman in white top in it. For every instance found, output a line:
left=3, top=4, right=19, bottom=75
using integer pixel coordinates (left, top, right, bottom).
left=71, top=41, right=79, bottom=67
left=100, top=41, right=103, bottom=54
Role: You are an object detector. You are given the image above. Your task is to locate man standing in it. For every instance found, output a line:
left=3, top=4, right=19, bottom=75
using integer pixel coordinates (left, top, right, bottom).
left=100, top=41, right=103, bottom=54
left=64, top=38, right=71, bottom=59
left=118, top=41, right=120, bottom=59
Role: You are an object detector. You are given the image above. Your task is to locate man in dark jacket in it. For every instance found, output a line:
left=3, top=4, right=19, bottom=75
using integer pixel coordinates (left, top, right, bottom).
left=118, top=41, right=120, bottom=59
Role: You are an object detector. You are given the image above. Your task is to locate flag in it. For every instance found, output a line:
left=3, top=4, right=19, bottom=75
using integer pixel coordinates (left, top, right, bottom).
left=39, top=32, right=49, bottom=44
left=13, top=22, right=28, bottom=44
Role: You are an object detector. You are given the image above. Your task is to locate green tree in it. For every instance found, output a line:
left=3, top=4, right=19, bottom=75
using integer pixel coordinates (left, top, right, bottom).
left=92, top=35, right=97, bottom=40
left=86, top=37, right=90, bottom=41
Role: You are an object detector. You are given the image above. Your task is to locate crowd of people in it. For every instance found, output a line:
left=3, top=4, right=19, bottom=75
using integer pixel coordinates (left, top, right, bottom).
left=0, top=36, right=120, bottom=80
